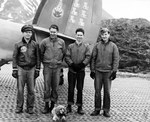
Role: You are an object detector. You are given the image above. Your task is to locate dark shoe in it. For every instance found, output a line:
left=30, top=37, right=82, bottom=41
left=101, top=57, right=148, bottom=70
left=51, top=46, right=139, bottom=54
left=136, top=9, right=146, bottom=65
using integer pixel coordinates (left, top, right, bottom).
left=103, top=111, right=111, bottom=117
left=66, top=105, right=72, bottom=113
left=15, top=108, right=23, bottom=114
left=42, top=102, right=49, bottom=114
left=26, top=108, right=34, bottom=114
left=77, top=107, right=85, bottom=115
left=42, top=108, right=49, bottom=114
left=42, top=107, right=49, bottom=114
left=90, top=110, right=100, bottom=116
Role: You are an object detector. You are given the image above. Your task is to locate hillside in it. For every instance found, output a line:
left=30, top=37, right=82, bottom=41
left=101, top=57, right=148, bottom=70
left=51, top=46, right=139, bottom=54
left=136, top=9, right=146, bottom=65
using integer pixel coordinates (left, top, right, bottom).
left=0, top=0, right=40, bottom=23
left=0, top=0, right=113, bottom=23
left=102, top=9, right=113, bottom=20
left=100, top=18, right=150, bottom=73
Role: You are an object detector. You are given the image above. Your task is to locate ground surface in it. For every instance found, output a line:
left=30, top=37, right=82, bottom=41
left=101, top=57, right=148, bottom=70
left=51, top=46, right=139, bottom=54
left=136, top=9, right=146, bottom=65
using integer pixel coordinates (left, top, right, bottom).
left=0, top=64, right=150, bottom=122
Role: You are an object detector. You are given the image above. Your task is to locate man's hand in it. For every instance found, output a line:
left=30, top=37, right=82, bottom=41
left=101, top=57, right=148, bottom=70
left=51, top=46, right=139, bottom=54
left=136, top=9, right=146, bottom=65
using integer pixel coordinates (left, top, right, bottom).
left=34, top=70, right=40, bottom=79
left=109, top=71, right=117, bottom=80
left=90, top=72, right=95, bottom=79
left=12, top=70, right=18, bottom=78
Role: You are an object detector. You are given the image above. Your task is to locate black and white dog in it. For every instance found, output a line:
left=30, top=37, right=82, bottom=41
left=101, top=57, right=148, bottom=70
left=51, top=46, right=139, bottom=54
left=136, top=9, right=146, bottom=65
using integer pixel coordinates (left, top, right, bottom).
left=52, top=105, right=67, bottom=122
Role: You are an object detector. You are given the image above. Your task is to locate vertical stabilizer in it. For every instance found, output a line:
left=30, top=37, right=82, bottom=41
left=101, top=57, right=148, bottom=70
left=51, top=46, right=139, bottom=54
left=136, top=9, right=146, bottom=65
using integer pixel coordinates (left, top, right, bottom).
left=64, top=0, right=102, bottom=43
left=33, top=0, right=74, bottom=33
left=33, top=0, right=102, bottom=44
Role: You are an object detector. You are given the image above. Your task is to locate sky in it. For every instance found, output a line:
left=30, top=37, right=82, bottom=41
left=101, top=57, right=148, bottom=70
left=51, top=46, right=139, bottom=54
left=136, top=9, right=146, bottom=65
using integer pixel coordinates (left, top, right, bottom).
left=103, top=0, right=150, bottom=21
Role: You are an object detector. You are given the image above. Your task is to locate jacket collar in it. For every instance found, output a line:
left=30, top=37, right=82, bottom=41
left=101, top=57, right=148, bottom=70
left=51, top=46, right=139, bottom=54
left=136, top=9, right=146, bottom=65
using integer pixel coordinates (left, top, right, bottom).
left=22, top=37, right=32, bottom=44
left=101, top=38, right=111, bottom=45
left=49, top=36, right=58, bottom=42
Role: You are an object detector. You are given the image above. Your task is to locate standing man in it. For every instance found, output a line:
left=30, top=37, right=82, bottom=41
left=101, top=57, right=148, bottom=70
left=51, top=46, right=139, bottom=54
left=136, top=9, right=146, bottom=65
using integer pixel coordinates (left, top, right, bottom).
left=12, top=24, right=40, bottom=114
left=90, top=28, right=119, bottom=117
left=40, top=24, right=66, bottom=114
left=65, top=28, right=91, bottom=115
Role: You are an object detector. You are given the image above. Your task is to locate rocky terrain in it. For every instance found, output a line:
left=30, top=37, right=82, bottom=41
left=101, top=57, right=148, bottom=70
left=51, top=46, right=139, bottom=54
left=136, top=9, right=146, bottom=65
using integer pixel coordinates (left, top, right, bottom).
left=100, top=18, right=150, bottom=73
left=0, top=0, right=40, bottom=23
left=0, top=0, right=113, bottom=24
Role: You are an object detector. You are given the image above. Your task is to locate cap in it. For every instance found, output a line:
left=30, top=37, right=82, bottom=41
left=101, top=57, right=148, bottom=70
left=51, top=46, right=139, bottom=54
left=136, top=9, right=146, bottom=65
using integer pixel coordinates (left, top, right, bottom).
left=21, top=24, right=33, bottom=32
left=100, top=28, right=110, bottom=34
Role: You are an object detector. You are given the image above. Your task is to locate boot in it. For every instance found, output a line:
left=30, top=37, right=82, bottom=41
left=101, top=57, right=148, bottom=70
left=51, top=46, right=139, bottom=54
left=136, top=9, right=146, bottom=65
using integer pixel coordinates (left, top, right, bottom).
left=90, top=110, right=100, bottom=116
left=49, top=101, right=55, bottom=113
left=77, top=106, right=85, bottom=115
left=15, top=108, right=23, bottom=114
left=66, top=105, right=72, bottom=113
left=42, top=102, right=49, bottom=114
left=26, top=108, right=34, bottom=114
left=103, top=111, right=111, bottom=117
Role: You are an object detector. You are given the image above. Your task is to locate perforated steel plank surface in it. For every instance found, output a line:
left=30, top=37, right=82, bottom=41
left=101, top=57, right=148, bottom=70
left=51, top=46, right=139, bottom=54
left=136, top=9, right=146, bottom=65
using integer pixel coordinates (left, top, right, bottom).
left=0, top=63, right=150, bottom=122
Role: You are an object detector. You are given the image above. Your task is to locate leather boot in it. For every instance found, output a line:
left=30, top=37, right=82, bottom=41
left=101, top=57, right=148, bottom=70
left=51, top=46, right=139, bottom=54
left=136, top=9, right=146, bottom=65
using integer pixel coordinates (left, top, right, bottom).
left=103, top=111, right=111, bottom=117
left=26, top=108, right=34, bottom=114
left=90, top=110, right=100, bottom=116
left=66, top=105, right=72, bottom=113
left=15, top=108, right=23, bottom=114
left=77, top=106, right=85, bottom=115
left=42, top=102, right=49, bottom=114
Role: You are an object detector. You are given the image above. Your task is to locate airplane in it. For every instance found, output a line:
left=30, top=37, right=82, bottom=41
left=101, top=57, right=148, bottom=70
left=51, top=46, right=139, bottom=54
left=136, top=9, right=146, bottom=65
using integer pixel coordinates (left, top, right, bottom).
left=0, top=0, right=102, bottom=68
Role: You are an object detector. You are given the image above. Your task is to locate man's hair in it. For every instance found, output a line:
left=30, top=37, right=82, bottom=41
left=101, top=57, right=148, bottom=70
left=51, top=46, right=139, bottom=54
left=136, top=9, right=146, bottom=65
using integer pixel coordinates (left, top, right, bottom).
left=75, top=28, right=85, bottom=35
left=100, top=28, right=110, bottom=34
left=49, top=24, right=59, bottom=31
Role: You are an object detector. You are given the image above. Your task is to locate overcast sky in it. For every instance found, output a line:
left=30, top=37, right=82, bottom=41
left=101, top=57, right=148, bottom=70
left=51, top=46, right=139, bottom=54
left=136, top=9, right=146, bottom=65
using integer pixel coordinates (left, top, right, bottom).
left=103, top=0, right=150, bottom=21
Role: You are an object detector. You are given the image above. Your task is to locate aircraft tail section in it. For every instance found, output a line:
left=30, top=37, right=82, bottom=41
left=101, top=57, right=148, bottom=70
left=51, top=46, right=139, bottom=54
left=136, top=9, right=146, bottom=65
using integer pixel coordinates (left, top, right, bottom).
left=64, top=0, right=102, bottom=43
left=33, top=0, right=74, bottom=33
left=33, top=0, right=102, bottom=44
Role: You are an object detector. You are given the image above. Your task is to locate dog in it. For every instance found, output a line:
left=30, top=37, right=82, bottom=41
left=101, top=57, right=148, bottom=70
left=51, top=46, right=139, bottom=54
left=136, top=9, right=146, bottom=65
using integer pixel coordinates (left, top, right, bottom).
left=52, top=105, right=67, bottom=122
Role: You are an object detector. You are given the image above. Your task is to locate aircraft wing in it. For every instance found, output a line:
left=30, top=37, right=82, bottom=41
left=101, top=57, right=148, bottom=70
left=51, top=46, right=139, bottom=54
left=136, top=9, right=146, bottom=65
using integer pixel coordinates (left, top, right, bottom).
left=0, top=19, right=23, bottom=67
left=0, top=19, right=23, bottom=61
left=33, top=25, right=75, bottom=47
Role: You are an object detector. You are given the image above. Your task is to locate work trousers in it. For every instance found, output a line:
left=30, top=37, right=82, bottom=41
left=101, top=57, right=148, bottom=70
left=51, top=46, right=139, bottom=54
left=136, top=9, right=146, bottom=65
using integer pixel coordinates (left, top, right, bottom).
left=43, top=64, right=60, bottom=103
left=94, top=71, right=112, bottom=112
left=16, top=67, right=35, bottom=110
left=67, top=71, right=85, bottom=107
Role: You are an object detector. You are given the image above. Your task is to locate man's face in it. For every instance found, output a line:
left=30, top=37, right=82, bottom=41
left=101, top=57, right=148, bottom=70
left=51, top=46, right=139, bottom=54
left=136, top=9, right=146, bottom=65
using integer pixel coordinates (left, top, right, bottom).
left=49, top=28, right=58, bottom=39
left=23, top=31, right=32, bottom=40
left=101, top=32, right=110, bottom=43
left=76, top=31, right=84, bottom=43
